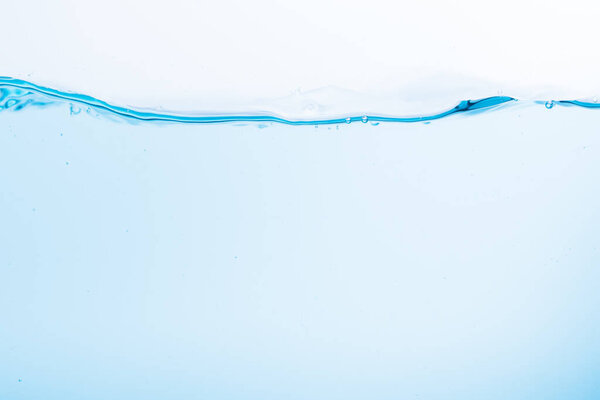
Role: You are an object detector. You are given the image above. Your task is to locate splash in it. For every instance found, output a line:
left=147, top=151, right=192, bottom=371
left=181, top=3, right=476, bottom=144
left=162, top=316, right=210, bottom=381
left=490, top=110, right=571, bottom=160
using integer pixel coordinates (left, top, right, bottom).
left=1, top=76, right=595, bottom=125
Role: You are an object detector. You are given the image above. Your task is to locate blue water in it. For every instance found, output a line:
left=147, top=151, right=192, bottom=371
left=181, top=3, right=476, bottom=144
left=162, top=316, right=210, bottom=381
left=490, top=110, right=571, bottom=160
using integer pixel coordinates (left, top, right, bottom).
left=1, top=77, right=517, bottom=124
left=2, top=79, right=600, bottom=399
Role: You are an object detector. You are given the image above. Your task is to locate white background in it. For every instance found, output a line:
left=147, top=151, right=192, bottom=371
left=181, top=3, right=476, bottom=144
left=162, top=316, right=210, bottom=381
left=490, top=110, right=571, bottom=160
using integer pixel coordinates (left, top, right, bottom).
left=3, top=0, right=600, bottom=114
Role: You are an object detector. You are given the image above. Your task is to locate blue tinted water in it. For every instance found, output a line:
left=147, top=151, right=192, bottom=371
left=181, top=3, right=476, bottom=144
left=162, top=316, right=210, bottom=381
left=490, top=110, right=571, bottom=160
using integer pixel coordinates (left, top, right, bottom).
left=2, top=79, right=600, bottom=399
left=0, top=77, right=519, bottom=124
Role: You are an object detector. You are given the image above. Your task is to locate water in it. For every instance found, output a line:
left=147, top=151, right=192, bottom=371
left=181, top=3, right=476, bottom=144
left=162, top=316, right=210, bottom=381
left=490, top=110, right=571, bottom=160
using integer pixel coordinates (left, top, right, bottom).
left=2, top=79, right=600, bottom=400
left=0, top=77, right=519, bottom=124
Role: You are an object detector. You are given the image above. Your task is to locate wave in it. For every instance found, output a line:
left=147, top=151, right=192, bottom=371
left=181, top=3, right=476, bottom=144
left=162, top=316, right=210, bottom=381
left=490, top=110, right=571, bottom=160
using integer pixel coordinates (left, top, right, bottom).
left=1, top=76, right=595, bottom=125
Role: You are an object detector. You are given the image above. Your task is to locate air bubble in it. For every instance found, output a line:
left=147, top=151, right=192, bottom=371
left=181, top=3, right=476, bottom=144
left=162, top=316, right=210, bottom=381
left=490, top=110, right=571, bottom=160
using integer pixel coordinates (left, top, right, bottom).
left=545, top=101, right=554, bottom=109
left=5, top=99, right=18, bottom=108
left=70, top=104, right=81, bottom=115
left=362, top=115, right=368, bottom=123
left=345, top=117, right=351, bottom=124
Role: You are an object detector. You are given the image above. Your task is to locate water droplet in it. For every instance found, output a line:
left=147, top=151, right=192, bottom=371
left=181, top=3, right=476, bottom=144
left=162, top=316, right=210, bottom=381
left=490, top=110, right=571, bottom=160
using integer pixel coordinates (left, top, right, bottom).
left=345, top=117, right=351, bottom=124
left=545, top=101, right=554, bottom=109
left=362, top=115, right=368, bottom=123
left=70, top=104, right=81, bottom=115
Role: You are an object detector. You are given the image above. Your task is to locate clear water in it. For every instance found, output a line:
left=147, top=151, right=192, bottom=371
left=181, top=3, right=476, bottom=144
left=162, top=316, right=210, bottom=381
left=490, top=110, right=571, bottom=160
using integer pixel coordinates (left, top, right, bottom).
left=2, top=79, right=600, bottom=399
